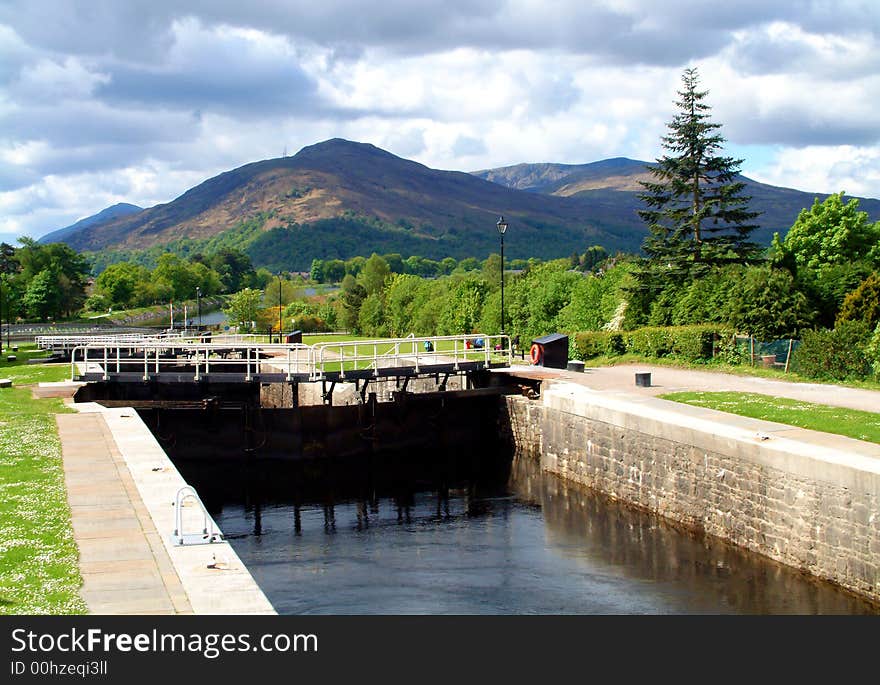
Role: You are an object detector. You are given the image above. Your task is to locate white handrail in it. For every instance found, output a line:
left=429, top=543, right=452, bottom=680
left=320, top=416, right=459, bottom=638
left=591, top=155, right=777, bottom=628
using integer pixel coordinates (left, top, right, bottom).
left=171, top=485, right=222, bottom=546
left=66, top=334, right=511, bottom=381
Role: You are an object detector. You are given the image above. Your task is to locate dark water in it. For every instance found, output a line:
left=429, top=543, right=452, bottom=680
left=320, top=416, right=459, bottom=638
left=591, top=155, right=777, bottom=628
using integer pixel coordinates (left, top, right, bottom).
left=175, top=452, right=878, bottom=615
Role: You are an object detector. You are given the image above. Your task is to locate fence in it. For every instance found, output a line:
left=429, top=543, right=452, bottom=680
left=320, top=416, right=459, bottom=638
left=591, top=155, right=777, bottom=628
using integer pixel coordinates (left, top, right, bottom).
left=731, top=335, right=801, bottom=371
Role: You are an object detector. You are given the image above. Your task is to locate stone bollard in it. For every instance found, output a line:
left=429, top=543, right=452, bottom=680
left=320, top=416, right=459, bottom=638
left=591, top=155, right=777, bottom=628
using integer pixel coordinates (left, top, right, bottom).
left=634, top=372, right=651, bottom=387
left=566, top=360, right=585, bottom=373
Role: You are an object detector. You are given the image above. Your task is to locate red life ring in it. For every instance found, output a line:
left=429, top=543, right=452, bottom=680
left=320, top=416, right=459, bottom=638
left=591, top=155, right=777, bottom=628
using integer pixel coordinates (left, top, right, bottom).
left=530, top=344, right=542, bottom=365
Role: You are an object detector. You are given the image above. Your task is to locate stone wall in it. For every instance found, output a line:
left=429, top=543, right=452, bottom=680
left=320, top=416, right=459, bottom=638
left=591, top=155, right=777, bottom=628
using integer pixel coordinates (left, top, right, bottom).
left=503, top=383, right=880, bottom=603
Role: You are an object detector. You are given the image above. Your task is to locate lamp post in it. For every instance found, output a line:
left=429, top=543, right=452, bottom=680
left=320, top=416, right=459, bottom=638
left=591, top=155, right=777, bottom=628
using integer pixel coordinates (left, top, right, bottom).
left=496, top=216, right=508, bottom=337
left=196, top=286, right=202, bottom=331
left=277, top=272, right=283, bottom=344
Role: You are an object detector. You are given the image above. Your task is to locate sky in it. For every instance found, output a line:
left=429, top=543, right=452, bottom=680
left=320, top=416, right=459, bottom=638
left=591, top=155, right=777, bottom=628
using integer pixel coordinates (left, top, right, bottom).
left=1, top=0, right=879, bottom=243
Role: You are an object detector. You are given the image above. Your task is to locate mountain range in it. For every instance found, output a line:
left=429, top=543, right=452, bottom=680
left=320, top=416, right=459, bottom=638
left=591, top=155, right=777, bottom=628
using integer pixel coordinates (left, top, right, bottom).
left=40, top=139, right=880, bottom=270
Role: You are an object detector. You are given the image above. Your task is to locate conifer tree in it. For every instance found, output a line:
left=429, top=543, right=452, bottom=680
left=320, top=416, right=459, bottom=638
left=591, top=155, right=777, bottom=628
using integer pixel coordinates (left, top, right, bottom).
left=637, top=68, right=760, bottom=288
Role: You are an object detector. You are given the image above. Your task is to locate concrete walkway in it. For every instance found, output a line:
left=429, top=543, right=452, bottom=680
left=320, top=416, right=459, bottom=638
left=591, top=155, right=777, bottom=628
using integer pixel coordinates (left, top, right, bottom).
left=52, top=387, right=276, bottom=615
left=57, top=412, right=193, bottom=614
left=509, top=362, right=880, bottom=413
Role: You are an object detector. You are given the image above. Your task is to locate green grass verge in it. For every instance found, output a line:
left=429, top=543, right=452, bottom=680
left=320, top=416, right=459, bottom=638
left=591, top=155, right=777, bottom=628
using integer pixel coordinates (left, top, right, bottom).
left=1, top=348, right=71, bottom=384
left=0, top=363, right=86, bottom=614
left=660, top=391, right=880, bottom=445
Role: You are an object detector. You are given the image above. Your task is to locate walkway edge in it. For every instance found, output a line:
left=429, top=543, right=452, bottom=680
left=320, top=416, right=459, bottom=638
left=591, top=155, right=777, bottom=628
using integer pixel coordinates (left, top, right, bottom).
left=72, top=401, right=276, bottom=615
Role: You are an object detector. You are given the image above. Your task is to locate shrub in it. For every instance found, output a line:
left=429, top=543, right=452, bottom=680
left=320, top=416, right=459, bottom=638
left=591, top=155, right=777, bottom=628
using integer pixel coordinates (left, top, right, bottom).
left=626, top=326, right=673, bottom=357
left=669, top=325, right=722, bottom=362
left=606, top=331, right=626, bottom=355
left=572, top=331, right=611, bottom=360
left=792, top=321, right=872, bottom=381
left=571, top=324, right=729, bottom=363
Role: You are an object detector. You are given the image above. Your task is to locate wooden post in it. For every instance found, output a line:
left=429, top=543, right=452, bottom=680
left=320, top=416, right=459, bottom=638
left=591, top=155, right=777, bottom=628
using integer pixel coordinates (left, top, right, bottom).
left=784, top=338, right=794, bottom=373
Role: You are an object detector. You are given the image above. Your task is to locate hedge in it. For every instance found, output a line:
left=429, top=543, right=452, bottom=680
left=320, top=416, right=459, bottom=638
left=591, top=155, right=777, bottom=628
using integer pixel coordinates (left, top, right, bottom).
left=571, top=325, right=728, bottom=363
left=791, top=321, right=872, bottom=381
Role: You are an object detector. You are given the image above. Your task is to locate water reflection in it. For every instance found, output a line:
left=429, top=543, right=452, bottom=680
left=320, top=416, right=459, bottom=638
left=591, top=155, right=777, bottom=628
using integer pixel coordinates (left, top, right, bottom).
left=174, top=451, right=878, bottom=615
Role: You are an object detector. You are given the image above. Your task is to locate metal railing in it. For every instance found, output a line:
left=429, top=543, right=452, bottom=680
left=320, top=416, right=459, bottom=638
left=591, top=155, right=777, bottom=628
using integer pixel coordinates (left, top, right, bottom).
left=70, top=341, right=313, bottom=381
left=311, top=334, right=511, bottom=379
left=37, top=331, right=186, bottom=352
left=66, top=333, right=511, bottom=382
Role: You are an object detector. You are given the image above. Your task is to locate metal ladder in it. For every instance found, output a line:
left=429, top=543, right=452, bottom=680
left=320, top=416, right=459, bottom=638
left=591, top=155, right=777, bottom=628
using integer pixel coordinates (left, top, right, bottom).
left=170, top=485, right=223, bottom=546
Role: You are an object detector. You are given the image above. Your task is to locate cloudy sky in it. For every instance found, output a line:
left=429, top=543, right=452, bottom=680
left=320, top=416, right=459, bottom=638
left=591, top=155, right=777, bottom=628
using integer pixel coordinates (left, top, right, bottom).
left=1, top=0, right=879, bottom=243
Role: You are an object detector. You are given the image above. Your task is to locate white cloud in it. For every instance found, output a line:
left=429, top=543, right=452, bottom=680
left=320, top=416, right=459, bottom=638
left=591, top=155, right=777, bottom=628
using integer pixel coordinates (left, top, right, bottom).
left=0, top=1, right=879, bottom=239
left=750, top=145, right=880, bottom=198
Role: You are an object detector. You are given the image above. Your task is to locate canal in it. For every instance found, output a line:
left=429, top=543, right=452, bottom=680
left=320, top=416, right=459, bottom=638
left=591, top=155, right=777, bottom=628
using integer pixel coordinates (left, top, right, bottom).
left=174, top=449, right=878, bottom=615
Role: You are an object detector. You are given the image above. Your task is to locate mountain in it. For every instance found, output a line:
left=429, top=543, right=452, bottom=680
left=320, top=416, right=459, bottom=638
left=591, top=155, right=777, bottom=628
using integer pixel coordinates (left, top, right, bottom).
left=46, top=139, right=650, bottom=268
left=473, top=158, right=880, bottom=246
left=39, top=203, right=143, bottom=245
left=45, top=141, right=880, bottom=270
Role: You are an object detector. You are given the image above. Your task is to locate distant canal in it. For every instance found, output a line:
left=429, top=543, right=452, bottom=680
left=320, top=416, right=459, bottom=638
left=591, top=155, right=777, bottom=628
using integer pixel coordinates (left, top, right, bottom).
left=176, top=452, right=878, bottom=615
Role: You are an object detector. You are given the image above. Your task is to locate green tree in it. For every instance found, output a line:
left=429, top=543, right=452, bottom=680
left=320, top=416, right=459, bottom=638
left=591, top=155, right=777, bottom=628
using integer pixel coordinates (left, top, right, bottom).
left=776, top=193, right=880, bottom=275
left=439, top=257, right=457, bottom=275
left=323, top=259, right=346, bottom=282
left=638, top=67, right=760, bottom=287
left=15, top=238, right=89, bottom=316
left=385, top=274, right=423, bottom=336
left=154, top=254, right=196, bottom=300
left=358, top=292, right=387, bottom=336
left=94, top=262, right=149, bottom=308
left=360, top=254, right=390, bottom=297
left=22, top=268, right=61, bottom=320
left=309, top=259, right=325, bottom=283
left=438, top=276, right=488, bottom=334
left=262, top=275, right=298, bottom=308
left=837, top=272, right=880, bottom=329
left=344, top=256, right=366, bottom=276
left=209, top=249, right=255, bottom=292
left=727, top=266, right=814, bottom=339
left=224, top=288, right=264, bottom=329
left=189, top=261, right=222, bottom=297
left=381, top=253, right=405, bottom=274
left=482, top=253, right=503, bottom=289
left=457, top=257, right=480, bottom=272
left=340, top=274, right=367, bottom=332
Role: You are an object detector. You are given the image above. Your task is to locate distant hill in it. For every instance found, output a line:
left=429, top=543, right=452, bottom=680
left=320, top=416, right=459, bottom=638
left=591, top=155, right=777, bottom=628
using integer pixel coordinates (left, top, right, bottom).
left=45, top=139, right=649, bottom=268
left=39, top=203, right=143, bottom=245
left=45, top=141, right=880, bottom=270
left=473, top=158, right=880, bottom=246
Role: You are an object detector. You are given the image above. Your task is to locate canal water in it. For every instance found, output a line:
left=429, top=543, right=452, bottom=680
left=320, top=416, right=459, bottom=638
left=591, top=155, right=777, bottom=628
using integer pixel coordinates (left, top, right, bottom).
left=175, top=451, right=878, bottom=615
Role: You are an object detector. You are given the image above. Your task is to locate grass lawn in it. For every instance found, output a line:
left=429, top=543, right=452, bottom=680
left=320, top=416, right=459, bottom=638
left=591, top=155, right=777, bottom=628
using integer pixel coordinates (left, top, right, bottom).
left=660, top=391, right=880, bottom=445
left=1, top=346, right=71, bottom=384
left=0, top=356, right=85, bottom=614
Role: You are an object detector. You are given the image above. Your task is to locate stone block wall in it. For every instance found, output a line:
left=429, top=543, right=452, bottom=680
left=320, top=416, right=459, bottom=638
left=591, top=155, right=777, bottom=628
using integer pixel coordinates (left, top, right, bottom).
left=503, top=384, right=880, bottom=603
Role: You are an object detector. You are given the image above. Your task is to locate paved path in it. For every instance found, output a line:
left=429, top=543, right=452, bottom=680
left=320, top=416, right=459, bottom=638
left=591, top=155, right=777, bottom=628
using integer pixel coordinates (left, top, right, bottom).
left=509, top=362, right=880, bottom=413
left=57, top=412, right=193, bottom=614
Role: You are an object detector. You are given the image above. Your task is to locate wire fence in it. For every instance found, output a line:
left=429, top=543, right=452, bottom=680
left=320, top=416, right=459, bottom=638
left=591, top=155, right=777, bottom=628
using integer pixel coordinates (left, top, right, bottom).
left=731, top=335, right=801, bottom=371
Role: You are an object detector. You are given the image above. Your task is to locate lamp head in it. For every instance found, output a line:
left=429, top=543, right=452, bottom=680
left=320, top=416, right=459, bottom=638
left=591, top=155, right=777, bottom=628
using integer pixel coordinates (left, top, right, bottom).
left=496, top=216, right=508, bottom=235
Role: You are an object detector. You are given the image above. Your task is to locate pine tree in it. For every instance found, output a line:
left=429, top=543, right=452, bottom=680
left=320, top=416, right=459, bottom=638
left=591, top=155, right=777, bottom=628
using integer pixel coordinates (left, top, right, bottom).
left=637, top=68, right=760, bottom=288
